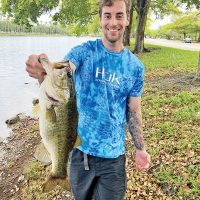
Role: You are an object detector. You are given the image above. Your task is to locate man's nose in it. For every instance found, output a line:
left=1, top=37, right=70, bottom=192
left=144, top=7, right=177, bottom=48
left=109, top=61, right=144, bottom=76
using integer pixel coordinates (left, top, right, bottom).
left=110, top=17, right=117, bottom=26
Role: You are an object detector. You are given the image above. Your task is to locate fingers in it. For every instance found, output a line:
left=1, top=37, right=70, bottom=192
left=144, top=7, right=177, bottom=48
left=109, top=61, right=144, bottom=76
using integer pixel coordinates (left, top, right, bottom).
left=25, top=54, right=47, bottom=80
left=38, top=53, right=49, bottom=63
left=39, top=53, right=49, bottom=60
left=135, top=162, right=150, bottom=171
left=135, top=150, right=151, bottom=171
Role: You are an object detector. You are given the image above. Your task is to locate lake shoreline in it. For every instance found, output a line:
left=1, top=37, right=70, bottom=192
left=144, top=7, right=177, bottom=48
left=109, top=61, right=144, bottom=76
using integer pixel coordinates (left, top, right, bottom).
left=0, top=33, right=100, bottom=37
left=0, top=114, right=40, bottom=199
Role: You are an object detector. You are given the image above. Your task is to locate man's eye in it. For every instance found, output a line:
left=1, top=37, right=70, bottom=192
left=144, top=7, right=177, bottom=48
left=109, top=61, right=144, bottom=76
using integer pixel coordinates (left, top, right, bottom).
left=117, top=15, right=123, bottom=19
left=104, top=15, right=111, bottom=19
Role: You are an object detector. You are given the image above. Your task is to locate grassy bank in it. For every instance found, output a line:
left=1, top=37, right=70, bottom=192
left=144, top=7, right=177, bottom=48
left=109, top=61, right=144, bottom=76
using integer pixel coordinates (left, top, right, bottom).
left=125, top=45, right=200, bottom=199
left=140, top=44, right=198, bottom=70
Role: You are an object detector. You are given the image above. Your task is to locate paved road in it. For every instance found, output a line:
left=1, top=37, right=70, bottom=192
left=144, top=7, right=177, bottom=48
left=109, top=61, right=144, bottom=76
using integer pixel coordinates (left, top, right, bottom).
left=144, top=38, right=200, bottom=51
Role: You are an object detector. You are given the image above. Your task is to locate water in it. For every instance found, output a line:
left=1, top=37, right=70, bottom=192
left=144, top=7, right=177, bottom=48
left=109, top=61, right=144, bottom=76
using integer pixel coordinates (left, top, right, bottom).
left=0, top=36, right=96, bottom=138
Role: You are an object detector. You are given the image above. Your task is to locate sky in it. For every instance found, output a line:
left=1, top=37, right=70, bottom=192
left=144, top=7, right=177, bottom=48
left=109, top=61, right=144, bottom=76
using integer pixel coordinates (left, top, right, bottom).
left=149, top=15, right=172, bottom=30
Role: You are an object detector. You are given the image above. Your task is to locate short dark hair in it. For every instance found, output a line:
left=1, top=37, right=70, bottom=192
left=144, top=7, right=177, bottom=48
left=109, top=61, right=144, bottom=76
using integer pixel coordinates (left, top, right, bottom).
left=99, top=0, right=132, bottom=17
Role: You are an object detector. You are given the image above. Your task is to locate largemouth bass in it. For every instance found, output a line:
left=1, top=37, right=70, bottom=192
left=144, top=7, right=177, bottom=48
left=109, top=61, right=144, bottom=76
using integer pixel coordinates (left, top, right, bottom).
left=35, top=57, right=80, bottom=192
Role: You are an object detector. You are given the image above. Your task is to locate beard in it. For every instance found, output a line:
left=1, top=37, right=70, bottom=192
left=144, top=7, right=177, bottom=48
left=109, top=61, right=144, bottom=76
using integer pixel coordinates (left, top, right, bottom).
left=104, top=30, right=124, bottom=44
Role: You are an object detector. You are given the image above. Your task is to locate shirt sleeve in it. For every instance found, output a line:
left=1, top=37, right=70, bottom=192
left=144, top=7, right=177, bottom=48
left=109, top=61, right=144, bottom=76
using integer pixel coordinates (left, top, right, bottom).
left=128, top=62, right=144, bottom=97
left=63, top=42, right=88, bottom=71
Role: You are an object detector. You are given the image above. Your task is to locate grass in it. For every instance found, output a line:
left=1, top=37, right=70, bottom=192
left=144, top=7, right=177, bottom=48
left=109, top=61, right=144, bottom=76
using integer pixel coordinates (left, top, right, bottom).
left=125, top=43, right=200, bottom=199
left=135, top=42, right=199, bottom=71
left=130, top=85, right=200, bottom=199
left=141, top=45, right=198, bottom=70
left=23, top=160, right=44, bottom=180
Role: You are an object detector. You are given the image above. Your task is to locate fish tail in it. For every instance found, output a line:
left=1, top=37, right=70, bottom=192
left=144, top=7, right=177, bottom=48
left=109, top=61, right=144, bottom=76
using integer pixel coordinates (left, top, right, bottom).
left=42, top=176, right=71, bottom=192
left=58, top=177, right=71, bottom=191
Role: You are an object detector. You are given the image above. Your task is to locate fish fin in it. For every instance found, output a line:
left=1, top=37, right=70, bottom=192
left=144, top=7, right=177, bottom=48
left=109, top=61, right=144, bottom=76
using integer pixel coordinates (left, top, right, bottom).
left=42, top=176, right=71, bottom=192
left=46, top=106, right=57, bottom=122
left=58, top=177, right=71, bottom=191
left=32, top=104, right=40, bottom=117
left=73, top=135, right=82, bottom=148
left=34, top=142, right=51, bottom=165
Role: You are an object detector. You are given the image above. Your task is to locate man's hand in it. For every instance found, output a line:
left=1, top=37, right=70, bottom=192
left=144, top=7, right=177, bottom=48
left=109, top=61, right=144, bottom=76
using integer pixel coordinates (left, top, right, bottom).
left=135, top=149, right=151, bottom=171
left=26, top=53, right=48, bottom=83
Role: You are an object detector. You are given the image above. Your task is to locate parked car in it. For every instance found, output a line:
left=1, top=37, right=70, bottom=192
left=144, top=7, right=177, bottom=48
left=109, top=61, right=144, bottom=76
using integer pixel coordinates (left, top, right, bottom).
left=184, top=38, right=192, bottom=43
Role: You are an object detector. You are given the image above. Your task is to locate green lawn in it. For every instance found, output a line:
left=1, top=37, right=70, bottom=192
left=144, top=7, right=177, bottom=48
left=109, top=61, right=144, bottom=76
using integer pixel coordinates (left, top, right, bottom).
left=140, top=44, right=198, bottom=70
left=128, top=40, right=199, bottom=71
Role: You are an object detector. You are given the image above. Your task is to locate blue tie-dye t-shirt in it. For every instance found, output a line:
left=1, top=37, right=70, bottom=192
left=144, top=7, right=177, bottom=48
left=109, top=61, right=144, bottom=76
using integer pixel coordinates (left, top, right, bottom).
left=64, top=39, right=144, bottom=158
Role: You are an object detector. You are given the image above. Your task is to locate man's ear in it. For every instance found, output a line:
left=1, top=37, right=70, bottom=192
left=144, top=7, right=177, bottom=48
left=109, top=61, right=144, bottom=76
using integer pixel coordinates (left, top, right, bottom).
left=126, top=15, right=130, bottom=26
left=99, top=16, right=103, bottom=28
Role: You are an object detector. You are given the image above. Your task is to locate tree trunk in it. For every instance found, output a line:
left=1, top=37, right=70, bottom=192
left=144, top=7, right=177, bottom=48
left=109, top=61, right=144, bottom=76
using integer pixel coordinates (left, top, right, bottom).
left=123, top=4, right=134, bottom=46
left=134, top=0, right=151, bottom=54
left=198, top=32, right=200, bottom=42
left=194, top=51, right=200, bottom=81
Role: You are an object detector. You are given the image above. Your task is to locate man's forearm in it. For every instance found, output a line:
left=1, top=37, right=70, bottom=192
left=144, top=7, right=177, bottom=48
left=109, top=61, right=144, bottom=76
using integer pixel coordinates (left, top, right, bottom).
left=127, top=110, right=145, bottom=150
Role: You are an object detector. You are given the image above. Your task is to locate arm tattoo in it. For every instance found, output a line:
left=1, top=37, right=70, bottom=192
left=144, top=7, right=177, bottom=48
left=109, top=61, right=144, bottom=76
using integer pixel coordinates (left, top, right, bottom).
left=126, top=108, right=145, bottom=150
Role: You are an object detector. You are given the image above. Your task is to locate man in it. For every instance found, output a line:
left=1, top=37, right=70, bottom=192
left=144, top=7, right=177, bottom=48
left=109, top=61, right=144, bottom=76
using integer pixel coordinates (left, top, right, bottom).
left=26, top=0, right=151, bottom=199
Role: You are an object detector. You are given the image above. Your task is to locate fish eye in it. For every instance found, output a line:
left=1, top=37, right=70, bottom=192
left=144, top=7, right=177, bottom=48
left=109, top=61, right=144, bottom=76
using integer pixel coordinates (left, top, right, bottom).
left=67, top=71, right=72, bottom=78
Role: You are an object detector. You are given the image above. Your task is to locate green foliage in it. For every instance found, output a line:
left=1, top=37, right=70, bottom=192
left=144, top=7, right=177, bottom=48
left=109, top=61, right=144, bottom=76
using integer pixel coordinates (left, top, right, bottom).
left=180, top=0, right=200, bottom=9
left=173, top=107, right=194, bottom=122
left=0, top=0, right=98, bottom=31
left=87, top=15, right=102, bottom=35
left=156, top=165, right=183, bottom=187
left=156, top=12, right=200, bottom=39
left=173, top=104, right=200, bottom=123
left=0, top=20, right=68, bottom=35
left=1, top=0, right=59, bottom=30
left=55, top=0, right=98, bottom=25
left=166, top=91, right=193, bottom=106
left=23, top=161, right=43, bottom=180
left=154, top=122, right=177, bottom=138
left=150, top=0, right=182, bottom=18
left=170, top=12, right=200, bottom=35
left=67, top=15, right=101, bottom=36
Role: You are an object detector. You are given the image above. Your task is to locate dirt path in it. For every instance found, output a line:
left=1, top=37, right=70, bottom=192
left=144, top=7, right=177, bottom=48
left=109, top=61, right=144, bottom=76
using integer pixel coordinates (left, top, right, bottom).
left=145, top=38, right=200, bottom=51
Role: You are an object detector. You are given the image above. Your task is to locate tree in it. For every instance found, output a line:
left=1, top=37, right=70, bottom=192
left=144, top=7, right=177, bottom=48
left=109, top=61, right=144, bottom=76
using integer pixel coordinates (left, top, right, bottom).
left=132, top=0, right=151, bottom=53
left=156, top=12, right=200, bottom=40
left=0, top=0, right=98, bottom=30
left=194, top=51, right=200, bottom=81
left=180, top=0, right=200, bottom=9
left=170, top=12, right=200, bottom=39
left=132, top=0, right=182, bottom=53
left=0, top=0, right=60, bottom=30
left=123, top=3, right=134, bottom=46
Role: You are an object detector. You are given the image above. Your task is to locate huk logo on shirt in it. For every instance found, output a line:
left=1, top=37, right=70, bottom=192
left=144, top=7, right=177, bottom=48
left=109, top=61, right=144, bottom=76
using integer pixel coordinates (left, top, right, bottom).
left=95, top=67, right=120, bottom=86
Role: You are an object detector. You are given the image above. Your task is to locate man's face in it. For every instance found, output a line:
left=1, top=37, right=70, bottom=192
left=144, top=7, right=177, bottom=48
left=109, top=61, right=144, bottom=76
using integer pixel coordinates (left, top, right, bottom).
left=100, top=0, right=129, bottom=46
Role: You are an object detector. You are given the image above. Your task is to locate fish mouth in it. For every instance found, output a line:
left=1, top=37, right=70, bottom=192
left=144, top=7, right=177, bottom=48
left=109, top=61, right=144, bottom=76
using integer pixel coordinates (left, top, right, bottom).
left=45, top=92, right=60, bottom=105
left=38, top=57, right=49, bottom=64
